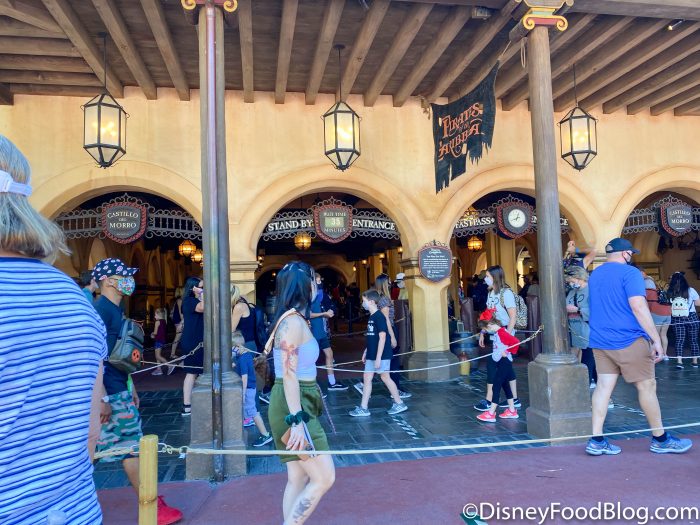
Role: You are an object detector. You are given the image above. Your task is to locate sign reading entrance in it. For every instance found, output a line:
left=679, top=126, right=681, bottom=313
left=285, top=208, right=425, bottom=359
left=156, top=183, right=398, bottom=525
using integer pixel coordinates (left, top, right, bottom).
left=659, top=203, right=692, bottom=237
left=103, top=201, right=148, bottom=244
left=314, top=202, right=353, bottom=243
left=418, top=241, right=453, bottom=283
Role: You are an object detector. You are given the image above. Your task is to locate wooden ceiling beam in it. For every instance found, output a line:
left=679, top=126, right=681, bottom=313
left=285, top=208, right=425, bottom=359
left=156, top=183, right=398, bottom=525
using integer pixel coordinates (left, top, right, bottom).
left=92, top=0, right=157, bottom=100
left=430, top=0, right=518, bottom=102
left=0, top=70, right=101, bottom=85
left=0, top=35, right=79, bottom=56
left=0, top=0, right=61, bottom=33
left=570, top=0, right=700, bottom=21
left=495, top=13, right=596, bottom=98
left=9, top=83, right=101, bottom=97
left=392, top=6, right=471, bottom=107
left=41, top=0, right=123, bottom=97
left=237, top=0, right=254, bottom=103
left=274, top=0, right=299, bottom=104
left=501, top=16, right=633, bottom=111
left=603, top=51, right=700, bottom=113
left=305, top=0, right=345, bottom=105
left=581, top=28, right=700, bottom=109
left=631, top=69, right=700, bottom=115
left=0, top=54, right=92, bottom=72
left=652, top=84, right=700, bottom=115
left=0, top=82, right=12, bottom=105
left=363, top=3, right=432, bottom=107
left=560, top=21, right=699, bottom=111
left=673, top=96, right=700, bottom=116
left=140, top=0, right=189, bottom=101
left=550, top=19, right=667, bottom=103
left=340, top=0, right=390, bottom=99
left=0, top=17, right=66, bottom=38
left=448, top=40, right=510, bottom=102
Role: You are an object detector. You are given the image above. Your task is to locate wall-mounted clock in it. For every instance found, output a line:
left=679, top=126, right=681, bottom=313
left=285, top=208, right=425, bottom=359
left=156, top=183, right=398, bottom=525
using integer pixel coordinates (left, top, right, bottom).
left=497, top=202, right=533, bottom=238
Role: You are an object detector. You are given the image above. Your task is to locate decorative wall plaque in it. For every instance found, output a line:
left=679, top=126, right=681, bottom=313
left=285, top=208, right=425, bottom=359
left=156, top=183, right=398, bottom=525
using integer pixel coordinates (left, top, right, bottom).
left=418, top=241, right=453, bottom=283
left=102, top=201, right=148, bottom=244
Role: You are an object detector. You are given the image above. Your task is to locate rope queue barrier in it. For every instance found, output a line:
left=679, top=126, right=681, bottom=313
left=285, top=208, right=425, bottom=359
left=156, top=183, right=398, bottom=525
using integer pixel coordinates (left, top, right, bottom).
left=94, top=420, right=700, bottom=461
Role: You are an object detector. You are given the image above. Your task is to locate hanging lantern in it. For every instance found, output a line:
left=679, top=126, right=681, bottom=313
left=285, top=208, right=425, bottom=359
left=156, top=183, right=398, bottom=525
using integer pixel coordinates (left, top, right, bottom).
left=82, top=33, right=127, bottom=168
left=467, top=236, right=483, bottom=252
left=559, top=64, right=597, bottom=171
left=178, top=239, right=196, bottom=258
left=397, top=246, right=403, bottom=254
left=352, top=265, right=357, bottom=272
left=191, top=249, right=203, bottom=263
left=294, top=231, right=312, bottom=250
left=379, top=253, right=385, bottom=259
left=322, top=44, right=361, bottom=171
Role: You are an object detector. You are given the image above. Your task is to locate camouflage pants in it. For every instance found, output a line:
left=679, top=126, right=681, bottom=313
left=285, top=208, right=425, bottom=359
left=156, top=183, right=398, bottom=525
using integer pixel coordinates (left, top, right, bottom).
left=96, top=390, right=143, bottom=462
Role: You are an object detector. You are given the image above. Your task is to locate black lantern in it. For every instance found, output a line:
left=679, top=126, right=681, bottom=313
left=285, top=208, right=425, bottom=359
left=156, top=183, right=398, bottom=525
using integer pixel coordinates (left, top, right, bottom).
left=323, top=44, right=360, bottom=171
left=83, top=33, right=127, bottom=168
left=559, top=64, right=597, bottom=171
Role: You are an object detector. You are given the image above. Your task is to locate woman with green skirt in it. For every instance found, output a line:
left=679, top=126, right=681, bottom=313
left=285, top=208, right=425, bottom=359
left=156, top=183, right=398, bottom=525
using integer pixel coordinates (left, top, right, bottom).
left=267, top=261, right=335, bottom=525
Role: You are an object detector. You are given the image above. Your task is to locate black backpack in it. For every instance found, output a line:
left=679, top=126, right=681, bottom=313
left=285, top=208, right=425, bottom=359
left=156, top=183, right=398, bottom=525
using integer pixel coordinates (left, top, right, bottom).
left=242, top=299, right=268, bottom=351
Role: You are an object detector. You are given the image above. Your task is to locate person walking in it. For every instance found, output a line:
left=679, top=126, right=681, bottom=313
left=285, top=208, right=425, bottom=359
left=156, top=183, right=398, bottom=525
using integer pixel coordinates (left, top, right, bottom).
left=0, top=135, right=104, bottom=524
left=266, top=261, right=335, bottom=525
left=643, top=273, right=671, bottom=362
left=586, top=238, right=692, bottom=456
left=474, top=265, right=521, bottom=411
left=180, top=276, right=204, bottom=416
left=170, top=287, right=184, bottom=357
left=310, top=272, right=347, bottom=392
left=667, top=271, right=700, bottom=369
left=565, top=266, right=597, bottom=388
left=231, top=283, right=257, bottom=351
left=152, top=307, right=173, bottom=375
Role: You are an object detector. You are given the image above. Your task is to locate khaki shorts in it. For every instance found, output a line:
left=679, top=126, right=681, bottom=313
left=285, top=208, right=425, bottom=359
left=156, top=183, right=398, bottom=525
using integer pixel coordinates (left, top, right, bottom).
left=593, top=337, right=655, bottom=383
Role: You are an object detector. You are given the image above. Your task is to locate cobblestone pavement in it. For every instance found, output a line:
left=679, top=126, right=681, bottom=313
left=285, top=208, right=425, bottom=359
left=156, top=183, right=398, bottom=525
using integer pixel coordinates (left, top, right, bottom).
left=93, top=349, right=700, bottom=489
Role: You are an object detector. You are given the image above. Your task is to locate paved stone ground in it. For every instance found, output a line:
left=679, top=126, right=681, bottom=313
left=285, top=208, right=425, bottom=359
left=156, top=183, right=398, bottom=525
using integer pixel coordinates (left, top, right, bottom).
left=93, top=336, right=700, bottom=489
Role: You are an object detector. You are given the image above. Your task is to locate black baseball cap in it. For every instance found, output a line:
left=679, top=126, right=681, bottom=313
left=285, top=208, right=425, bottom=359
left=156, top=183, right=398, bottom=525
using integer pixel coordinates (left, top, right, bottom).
left=605, top=238, right=640, bottom=254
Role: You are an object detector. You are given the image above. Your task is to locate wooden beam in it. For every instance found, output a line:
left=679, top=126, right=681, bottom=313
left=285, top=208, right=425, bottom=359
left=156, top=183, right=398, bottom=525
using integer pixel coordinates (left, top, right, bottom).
left=447, top=40, right=510, bottom=102
left=501, top=16, right=633, bottom=111
left=570, top=0, right=700, bottom=21
left=393, top=6, right=471, bottom=107
left=274, top=0, right=299, bottom=104
left=433, top=0, right=519, bottom=102
left=392, top=0, right=505, bottom=6
left=550, top=19, right=667, bottom=102
left=581, top=28, right=700, bottom=109
left=0, top=0, right=61, bottom=33
left=305, top=0, right=344, bottom=105
left=237, top=0, right=254, bottom=103
left=340, top=0, right=390, bottom=99
left=363, top=3, right=432, bottom=107
left=0, top=54, right=92, bottom=72
left=651, top=84, right=700, bottom=115
left=0, top=35, right=79, bottom=55
left=673, top=96, right=700, bottom=116
left=0, top=82, right=12, bottom=105
left=0, top=70, right=101, bottom=85
left=557, top=21, right=699, bottom=111
left=0, top=17, right=66, bottom=38
left=496, top=13, right=596, bottom=98
left=41, top=0, right=123, bottom=97
left=603, top=51, right=700, bottom=113
left=140, top=0, right=189, bottom=101
left=9, top=83, right=101, bottom=97
left=92, top=0, right=157, bottom=100
left=631, top=69, right=700, bottom=115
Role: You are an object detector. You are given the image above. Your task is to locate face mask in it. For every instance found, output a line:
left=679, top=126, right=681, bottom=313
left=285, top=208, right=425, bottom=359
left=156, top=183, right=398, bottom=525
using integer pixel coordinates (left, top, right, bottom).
left=397, top=281, right=405, bottom=289
left=570, top=282, right=580, bottom=289
left=116, top=276, right=136, bottom=296
left=362, top=300, right=370, bottom=311
left=484, top=276, right=494, bottom=287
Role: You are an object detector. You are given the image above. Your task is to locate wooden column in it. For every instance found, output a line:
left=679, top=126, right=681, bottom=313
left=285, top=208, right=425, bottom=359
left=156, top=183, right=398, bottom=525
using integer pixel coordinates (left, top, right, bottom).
left=527, top=25, right=572, bottom=363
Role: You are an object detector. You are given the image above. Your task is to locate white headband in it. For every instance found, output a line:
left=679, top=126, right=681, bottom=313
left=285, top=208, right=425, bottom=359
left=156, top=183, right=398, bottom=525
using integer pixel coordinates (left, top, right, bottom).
left=0, top=170, right=32, bottom=196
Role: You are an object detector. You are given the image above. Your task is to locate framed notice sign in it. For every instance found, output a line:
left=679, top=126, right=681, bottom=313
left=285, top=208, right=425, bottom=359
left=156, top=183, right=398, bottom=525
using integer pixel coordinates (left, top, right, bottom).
left=102, top=201, right=148, bottom=244
left=314, top=201, right=353, bottom=243
left=418, top=242, right=453, bottom=283
left=658, top=203, right=692, bottom=237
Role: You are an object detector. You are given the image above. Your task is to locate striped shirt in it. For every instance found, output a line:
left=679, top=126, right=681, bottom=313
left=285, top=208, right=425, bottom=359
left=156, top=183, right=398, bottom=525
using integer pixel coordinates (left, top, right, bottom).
left=0, top=257, right=106, bottom=525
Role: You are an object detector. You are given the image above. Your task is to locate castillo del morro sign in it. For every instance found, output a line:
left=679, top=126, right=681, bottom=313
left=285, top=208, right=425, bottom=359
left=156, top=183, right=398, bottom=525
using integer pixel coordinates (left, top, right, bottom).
left=102, top=201, right=148, bottom=244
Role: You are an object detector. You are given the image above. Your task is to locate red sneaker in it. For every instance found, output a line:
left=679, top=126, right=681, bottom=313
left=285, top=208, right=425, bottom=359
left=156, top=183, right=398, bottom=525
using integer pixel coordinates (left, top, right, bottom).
left=476, top=411, right=496, bottom=422
left=499, top=408, right=519, bottom=419
left=157, top=496, right=183, bottom=525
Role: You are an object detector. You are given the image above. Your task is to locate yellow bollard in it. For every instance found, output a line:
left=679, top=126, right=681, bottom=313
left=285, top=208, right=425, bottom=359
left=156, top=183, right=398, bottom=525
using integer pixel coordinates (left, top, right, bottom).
left=459, top=354, right=470, bottom=375
left=138, top=434, right=158, bottom=525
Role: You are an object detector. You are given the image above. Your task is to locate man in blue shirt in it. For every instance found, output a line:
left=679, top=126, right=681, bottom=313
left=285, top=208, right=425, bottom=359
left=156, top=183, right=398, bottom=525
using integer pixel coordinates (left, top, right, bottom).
left=586, top=238, right=692, bottom=456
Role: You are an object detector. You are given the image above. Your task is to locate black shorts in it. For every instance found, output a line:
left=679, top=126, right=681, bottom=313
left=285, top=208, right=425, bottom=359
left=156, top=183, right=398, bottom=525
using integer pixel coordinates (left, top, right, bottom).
left=487, top=357, right=516, bottom=384
left=315, top=336, right=331, bottom=350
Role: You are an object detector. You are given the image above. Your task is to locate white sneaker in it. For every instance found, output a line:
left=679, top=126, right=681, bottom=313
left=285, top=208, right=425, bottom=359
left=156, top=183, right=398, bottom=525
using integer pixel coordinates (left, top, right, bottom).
left=387, top=402, right=408, bottom=415
left=589, top=381, right=596, bottom=389
left=353, top=382, right=363, bottom=394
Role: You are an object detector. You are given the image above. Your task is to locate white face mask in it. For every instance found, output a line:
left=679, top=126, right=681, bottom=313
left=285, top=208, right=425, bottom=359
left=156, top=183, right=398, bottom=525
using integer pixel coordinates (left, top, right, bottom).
left=397, top=280, right=405, bottom=289
left=362, top=299, right=370, bottom=311
left=484, top=276, right=494, bottom=287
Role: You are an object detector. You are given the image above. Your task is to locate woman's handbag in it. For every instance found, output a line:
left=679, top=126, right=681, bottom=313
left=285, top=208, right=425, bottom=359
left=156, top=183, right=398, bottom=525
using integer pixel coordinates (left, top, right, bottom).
left=253, top=309, right=303, bottom=379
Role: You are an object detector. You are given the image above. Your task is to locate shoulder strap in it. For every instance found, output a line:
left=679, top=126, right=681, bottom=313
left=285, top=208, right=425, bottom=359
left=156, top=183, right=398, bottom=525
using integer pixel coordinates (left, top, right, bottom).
left=498, top=288, right=506, bottom=308
left=261, top=308, right=304, bottom=357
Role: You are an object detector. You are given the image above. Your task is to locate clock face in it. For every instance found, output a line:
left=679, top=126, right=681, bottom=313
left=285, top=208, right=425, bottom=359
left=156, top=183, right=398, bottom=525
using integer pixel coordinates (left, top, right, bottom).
left=507, top=208, right=528, bottom=228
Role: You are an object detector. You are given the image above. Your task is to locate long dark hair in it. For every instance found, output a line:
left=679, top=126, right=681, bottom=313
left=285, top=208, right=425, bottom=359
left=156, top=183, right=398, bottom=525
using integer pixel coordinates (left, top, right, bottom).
left=272, top=261, right=315, bottom=325
left=669, top=272, right=689, bottom=300
left=487, top=265, right=508, bottom=293
left=183, top=276, right=201, bottom=300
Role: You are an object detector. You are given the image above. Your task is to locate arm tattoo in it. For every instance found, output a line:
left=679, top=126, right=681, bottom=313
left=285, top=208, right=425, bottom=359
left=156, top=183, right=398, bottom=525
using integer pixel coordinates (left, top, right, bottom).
left=280, top=339, right=299, bottom=374
left=292, top=497, right=313, bottom=523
